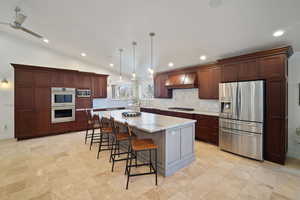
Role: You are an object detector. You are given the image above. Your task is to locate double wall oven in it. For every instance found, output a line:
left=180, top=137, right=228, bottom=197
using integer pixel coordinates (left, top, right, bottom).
left=51, top=87, right=76, bottom=123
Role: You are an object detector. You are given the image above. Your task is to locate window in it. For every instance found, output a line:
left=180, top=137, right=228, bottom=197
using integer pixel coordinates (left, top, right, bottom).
left=111, top=84, right=134, bottom=99
left=139, top=81, right=154, bottom=99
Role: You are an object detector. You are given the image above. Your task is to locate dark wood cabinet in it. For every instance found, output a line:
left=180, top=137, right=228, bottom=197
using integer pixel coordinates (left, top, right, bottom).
left=264, top=79, right=287, bottom=164
left=260, top=55, right=286, bottom=79
left=92, top=75, right=108, bottom=98
left=198, top=66, right=220, bottom=99
left=221, top=63, right=239, bottom=82
left=154, top=74, right=172, bottom=98
left=238, top=60, right=260, bottom=81
left=12, top=64, right=108, bottom=140
left=195, top=115, right=219, bottom=145
left=76, top=72, right=92, bottom=89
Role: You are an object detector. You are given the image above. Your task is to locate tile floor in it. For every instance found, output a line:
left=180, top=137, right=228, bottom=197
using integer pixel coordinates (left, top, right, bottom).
left=0, top=132, right=299, bottom=200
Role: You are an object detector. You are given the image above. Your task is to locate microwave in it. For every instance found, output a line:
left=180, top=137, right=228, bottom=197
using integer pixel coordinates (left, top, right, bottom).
left=51, top=87, right=76, bottom=107
left=77, top=89, right=91, bottom=97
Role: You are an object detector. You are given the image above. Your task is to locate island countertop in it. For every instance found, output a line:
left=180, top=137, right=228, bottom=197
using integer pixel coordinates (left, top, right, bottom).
left=95, top=109, right=196, bottom=133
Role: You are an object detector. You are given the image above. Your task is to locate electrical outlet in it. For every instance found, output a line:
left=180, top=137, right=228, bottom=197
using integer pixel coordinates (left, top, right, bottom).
left=4, top=125, right=8, bottom=131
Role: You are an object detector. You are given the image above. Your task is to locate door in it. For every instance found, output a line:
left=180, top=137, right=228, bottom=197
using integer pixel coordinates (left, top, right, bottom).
left=219, top=82, right=238, bottom=120
left=237, top=81, right=264, bottom=123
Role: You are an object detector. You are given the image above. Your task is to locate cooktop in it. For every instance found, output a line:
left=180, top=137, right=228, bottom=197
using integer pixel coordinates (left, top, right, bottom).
left=168, top=107, right=195, bottom=111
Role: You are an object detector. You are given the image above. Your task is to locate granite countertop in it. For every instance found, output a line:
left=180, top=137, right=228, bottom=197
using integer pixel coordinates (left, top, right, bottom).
left=141, top=106, right=219, bottom=117
left=94, top=109, right=196, bottom=133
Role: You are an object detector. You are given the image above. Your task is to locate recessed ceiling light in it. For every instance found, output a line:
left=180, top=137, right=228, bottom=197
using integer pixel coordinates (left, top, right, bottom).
left=273, top=30, right=285, bottom=37
left=81, top=53, right=87, bottom=57
left=109, top=63, right=114, bottom=67
left=43, top=38, right=49, bottom=43
left=200, top=55, right=207, bottom=60
left=168, top=62, right=174, bottom=67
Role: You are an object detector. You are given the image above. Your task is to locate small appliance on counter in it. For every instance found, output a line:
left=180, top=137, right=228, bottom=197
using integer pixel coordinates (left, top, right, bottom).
left=77, top=89, right=91, bottom=97
left=219, top=80, right=265, bottom=161
left=51, top=87, right=76, bottom=123
left=122, top=111, right=141, bottom=117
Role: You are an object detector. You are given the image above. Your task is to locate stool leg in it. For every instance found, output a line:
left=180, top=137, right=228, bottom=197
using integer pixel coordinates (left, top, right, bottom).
left=85, top=127, right=88, bottom=144
left=155, top=149, right=158, bottom=186
left=149, top=150, right=152, bottom=172
left=125, top=144, right=130, bottom=175
left=97, top=133, right=103, bottom=159
left=126, top=149, right=133, bottom=190
left=111, top=141, right=118, bottom=172
left=89, top=128, right=94, bottom=150
left=135, top=151, right=137, bottom=168
left=109, top=137, right=115, bottom=163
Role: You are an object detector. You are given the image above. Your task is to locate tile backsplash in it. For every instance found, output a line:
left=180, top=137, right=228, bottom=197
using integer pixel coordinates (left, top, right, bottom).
left=141, top=88, right=219, bottom=113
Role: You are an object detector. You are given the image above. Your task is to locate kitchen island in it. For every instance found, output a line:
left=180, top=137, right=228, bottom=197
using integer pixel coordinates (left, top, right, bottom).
left=95, top=110, right=196, bottom=176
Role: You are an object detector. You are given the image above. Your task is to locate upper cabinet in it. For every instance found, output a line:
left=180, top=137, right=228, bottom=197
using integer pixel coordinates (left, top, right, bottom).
left=92, top=74, right=108, bottom=98
left=76, top=72, right=92, bottom=89
left=154, top=73, right=172, bottom=98
left=260, top=55, right=286, bottom=79
left=238, top=59, right=260, bottom=81
left=198, top=66, right=220, bottom=99
left=221, top=63, right=239, bottom=82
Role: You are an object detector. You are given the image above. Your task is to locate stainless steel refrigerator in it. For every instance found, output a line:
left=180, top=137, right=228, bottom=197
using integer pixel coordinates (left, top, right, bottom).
left=219, top=80, right=264, bottom=160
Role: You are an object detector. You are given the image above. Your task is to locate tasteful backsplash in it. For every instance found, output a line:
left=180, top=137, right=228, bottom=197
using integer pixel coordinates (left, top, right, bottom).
left=141, top=88, right=219, bottom=113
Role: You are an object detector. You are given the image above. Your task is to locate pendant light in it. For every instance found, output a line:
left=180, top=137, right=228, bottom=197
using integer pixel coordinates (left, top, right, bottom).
left=132, top=41, right=137, bottom=80
left=119, top=48, right=123, bottom=81
left=148, top=32, right=155, bottom=75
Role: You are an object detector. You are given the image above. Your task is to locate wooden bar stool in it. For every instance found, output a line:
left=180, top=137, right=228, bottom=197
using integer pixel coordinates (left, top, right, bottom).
left=110, top=117, right=137, bottom=172
left=84, top=110, right=101, bottom=147
left=125, top=123, right=158, bottom=190
left=95, top=115, right=114, bottom=159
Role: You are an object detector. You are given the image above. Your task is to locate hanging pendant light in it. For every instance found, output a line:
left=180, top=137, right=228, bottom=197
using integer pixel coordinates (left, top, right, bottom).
left=119, top=48, right=123, bottom=81
left=132, top=41, right=137, bottom=80
left=148, top=32, right=155, bottom=76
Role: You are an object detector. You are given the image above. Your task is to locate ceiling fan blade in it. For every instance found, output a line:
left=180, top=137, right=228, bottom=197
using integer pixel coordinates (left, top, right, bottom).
left=19, top=26, right=43, bottom=38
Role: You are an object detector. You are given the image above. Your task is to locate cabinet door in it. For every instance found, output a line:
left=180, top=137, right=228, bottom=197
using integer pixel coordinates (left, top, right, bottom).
left=260, top=55, right=286, bottom=79
left=238, top=60, right=260, bottom=81
left=198, top=66, right=220, bottom=99
left=15, top=69, right=34, bottom=86
left=15, top=110, right=36, bottom=139
left=264, top=79, right=286, bottom=164
left=92, top=75, right=107, bottom=98
left=35, top=111, right=51, bottom=135
left=154, top=74, right=172, bottom=98
left=63, top=72, right=76, bottom=87
left=77, top=73, right=92, bottom=89
left=198, top=69, right=211, bottom=99
left=221, top=63, right=239, bottom=82
left=51, top=71, right=64, bottom=87
left=15, top=86, right=35, bottom=110
left=34, top=70, right=51, bottom=87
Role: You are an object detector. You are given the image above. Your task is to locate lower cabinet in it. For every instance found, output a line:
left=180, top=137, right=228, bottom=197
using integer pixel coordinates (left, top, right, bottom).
left=140, top=108, right=219, bottom=145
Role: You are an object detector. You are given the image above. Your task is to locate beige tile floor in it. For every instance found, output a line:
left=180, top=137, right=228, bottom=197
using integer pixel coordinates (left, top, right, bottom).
left=0, top=132, right=300, bottom=200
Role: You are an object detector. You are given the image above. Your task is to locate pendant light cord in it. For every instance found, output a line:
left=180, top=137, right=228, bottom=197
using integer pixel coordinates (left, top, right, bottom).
left=132, top=42, right=136, bottom=74
left=149, top=32, right=155, bottom=72
left=119, top=48, right=123, bottom=78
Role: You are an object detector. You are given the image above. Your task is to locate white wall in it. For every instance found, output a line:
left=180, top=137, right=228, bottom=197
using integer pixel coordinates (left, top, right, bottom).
left=0, top=31, right=130, bottom=140
left=288, top=52, right=300, bottom=159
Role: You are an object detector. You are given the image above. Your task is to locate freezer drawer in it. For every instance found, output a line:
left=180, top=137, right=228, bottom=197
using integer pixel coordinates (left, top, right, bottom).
left=219, top=128, right=263, bottom=161
left=219, top=118, right=263, bottom=134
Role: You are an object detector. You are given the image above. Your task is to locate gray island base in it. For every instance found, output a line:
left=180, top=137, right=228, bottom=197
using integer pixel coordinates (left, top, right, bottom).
left=95, top=110, right=196, bottom=177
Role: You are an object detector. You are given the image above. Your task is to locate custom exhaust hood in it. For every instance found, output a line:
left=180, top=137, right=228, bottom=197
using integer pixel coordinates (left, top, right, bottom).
left=165, top=72, right=198, bottom=89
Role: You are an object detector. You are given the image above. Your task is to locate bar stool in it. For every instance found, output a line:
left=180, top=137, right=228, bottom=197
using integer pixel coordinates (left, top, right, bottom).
left=89, top=114, right=103, bottom=150
left=84, top=110, right=101, bottom=147
left=124, top=123, right=158, bottom=190
left=94, top=115, right=114, bottom=159
left=109, top=117, right=137, bottom=172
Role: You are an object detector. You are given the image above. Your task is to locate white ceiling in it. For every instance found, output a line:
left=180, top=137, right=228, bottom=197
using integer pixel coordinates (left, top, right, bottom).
left=1, top=0, right=300, bottom=78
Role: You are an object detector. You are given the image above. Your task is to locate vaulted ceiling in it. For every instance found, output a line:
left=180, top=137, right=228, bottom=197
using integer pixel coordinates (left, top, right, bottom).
left=1, top=0, right=300, bottom=79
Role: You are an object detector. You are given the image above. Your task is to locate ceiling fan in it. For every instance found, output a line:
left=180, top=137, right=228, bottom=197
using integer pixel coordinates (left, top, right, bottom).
left=0, top=6, right=43, bottom=39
